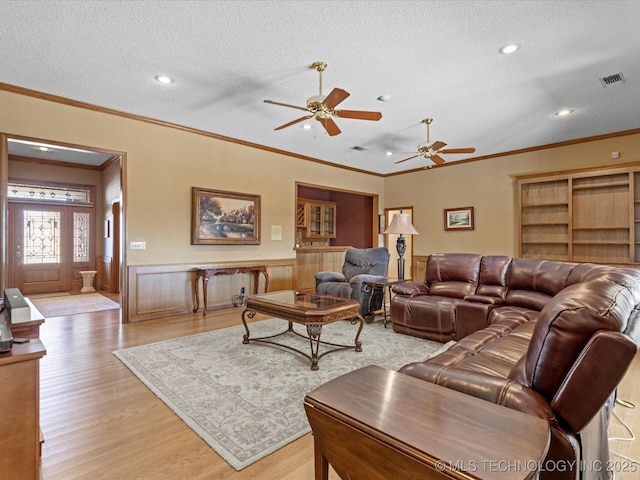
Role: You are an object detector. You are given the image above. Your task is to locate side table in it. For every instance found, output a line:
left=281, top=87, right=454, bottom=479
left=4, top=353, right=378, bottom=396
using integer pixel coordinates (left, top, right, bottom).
left=362, top=279, right=405, bottom=327
left=193, top=265, right=269, bottom=316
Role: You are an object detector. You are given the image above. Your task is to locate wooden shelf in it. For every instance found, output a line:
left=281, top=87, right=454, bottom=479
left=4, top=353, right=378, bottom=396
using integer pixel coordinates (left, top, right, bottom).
left=518, top=165, right=640, bottom=264
left=573, top=241, right=629, bottom=245
left=573, top=226, right=629, bottom=230
left=572, top=181, right=629, bottom=190
left=521, top=240, right=575, bottom=245
left=522, top=222, right=569, bottom=226
left=521, top=202, right=568, bottom=208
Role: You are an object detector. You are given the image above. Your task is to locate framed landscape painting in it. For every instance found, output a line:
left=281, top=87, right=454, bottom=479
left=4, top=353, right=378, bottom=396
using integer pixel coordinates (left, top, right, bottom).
left=444, top=206, right=474, bottom=231
left=191, top=187, right=261, bottom=245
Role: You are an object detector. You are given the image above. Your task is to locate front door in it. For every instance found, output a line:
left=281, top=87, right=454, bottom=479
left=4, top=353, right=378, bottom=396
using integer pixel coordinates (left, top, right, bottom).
left=8, top=203, right=93, bottom=294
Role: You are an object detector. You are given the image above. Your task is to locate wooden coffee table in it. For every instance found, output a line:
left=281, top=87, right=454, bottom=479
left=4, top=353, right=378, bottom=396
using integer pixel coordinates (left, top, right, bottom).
left=241, top=290, right=363, bottom=371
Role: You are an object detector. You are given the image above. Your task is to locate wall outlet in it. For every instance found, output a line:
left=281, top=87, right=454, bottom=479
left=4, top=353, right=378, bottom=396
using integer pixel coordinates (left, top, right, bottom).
left=130, top=241, right=146, bottom=250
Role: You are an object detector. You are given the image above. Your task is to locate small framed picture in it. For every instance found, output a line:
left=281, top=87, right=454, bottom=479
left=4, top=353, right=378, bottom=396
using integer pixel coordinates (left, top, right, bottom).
left=378, top=214, right=386, bottom=234
left=444, top=207, right=474, bottom=231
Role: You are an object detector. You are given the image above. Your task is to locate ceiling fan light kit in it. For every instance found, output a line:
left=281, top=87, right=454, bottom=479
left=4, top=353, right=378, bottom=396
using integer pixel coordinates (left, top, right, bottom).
left=394, top=117, right=476, bottom=166
left=264, top=61, right=382, bottom=137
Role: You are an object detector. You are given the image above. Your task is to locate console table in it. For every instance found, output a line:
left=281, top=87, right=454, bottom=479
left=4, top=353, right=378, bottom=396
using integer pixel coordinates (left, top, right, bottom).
left=304, top=365, right=550, bottom=480
left=193, top=265, right=269, bottom=316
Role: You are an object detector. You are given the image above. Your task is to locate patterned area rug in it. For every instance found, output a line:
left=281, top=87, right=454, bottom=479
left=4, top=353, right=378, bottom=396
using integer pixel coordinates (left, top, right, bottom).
left=29, top=293, right=120, bottom=317
left=114, top=318, right=454, bottom=470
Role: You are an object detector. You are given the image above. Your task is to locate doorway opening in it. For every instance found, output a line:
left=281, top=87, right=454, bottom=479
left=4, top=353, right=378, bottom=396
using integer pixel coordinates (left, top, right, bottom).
left=1, top=134, right=126, bottom=320
left=296, top=182, right=379, bottom=248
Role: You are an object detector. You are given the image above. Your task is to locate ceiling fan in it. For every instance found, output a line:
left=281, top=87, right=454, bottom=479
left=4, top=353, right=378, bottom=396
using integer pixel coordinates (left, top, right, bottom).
left=395, top=118, right=476, bottom=165
left=264, top=61, right=382, bottom=137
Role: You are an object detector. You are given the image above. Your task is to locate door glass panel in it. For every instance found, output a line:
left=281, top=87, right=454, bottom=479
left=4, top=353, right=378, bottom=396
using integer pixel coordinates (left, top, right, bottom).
left=74, top=212, right=90, bottom=262
left=24, top=210, right=61, bottom=264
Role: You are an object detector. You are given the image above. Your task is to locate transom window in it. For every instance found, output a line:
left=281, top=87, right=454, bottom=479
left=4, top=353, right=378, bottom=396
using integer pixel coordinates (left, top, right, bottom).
left=8, top=182, right=92, bottom=205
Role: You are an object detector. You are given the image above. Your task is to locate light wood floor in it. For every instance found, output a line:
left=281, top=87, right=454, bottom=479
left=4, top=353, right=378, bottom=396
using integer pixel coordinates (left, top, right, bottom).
left=39, top=303, right=640, bottom=479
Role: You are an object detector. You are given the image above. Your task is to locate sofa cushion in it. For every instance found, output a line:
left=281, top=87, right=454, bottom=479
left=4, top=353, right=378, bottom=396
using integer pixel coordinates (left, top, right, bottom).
left=488, top=305, right=542, bottom=326
left=475, top=255, right=512, bottom=299
left=342, top=247, right=389, bottom=279
left=505, top=258, right=577, bottom=310
left=425, top=253, right=482, bottom=299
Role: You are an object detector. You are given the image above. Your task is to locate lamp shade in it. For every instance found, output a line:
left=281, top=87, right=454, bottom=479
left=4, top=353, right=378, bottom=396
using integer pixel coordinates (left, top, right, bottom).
left=384, top=213, right=419, bottom=235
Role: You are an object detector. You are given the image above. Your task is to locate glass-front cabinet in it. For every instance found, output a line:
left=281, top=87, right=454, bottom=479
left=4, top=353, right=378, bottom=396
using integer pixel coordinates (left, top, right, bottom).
left=297, top=198, right=336, bottom=239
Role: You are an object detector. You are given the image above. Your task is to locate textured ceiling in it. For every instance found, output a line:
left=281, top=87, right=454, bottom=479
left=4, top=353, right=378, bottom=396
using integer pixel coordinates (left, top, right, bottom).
left=1, top=1, right=639, bottom=175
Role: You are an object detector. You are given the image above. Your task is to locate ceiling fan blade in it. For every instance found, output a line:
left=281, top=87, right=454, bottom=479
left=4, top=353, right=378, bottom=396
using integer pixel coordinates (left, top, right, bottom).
left=274, top=115, right=313, bottom=131
left=394, top=154, right=420, bottom=165
left=335, top=110, right=382, bottom=121
left=317, top=116, right=341, bottom=136
left=431, top=155, right=446, bottom=165
left=322, top=88, right=350, bottom=109
left=430, top=141, right=447, bottom=151
left=264, top=100, right=309, bottom=112
left=440, top=148, right=477, bottom=154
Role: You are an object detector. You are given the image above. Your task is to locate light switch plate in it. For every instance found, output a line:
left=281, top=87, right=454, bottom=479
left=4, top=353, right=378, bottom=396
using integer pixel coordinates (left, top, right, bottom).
left=130, top=241, right=146, bottom=250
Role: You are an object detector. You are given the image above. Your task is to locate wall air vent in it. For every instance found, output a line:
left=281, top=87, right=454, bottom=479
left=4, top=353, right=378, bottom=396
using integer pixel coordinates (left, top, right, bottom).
left=599, top=72, right=625, bottom=88
left=351, top=146, right=367, bottom=151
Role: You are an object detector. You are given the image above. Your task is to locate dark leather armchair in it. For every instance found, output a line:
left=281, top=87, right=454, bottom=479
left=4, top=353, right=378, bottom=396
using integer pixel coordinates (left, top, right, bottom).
left=314, top=247, right=390, bottom=318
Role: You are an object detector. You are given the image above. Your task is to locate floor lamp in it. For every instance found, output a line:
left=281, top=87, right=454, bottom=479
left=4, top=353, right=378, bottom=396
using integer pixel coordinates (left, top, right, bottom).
left=383, top=211, right=419, bottom=280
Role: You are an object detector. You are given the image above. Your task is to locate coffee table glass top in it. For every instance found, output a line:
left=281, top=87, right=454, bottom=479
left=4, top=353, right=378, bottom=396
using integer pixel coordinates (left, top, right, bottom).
left=249, top=290, right=353, bottom=310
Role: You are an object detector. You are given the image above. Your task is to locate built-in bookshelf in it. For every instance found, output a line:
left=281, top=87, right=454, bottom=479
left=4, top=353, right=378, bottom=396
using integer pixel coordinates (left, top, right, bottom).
left=517, top=163, right=640, bottom=264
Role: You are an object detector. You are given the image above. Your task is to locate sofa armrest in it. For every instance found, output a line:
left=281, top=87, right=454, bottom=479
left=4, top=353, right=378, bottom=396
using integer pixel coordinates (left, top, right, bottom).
left=314, top=271, right=346, bottom=284
left=392, top=281, right=428, bottom=296
left=399, top=363, right=556, bottom=422
left=550, top=330, right=637, bottom=432
left=349, top=274, right=387, bottom=286
left=463, top=294, right=506, bottom=305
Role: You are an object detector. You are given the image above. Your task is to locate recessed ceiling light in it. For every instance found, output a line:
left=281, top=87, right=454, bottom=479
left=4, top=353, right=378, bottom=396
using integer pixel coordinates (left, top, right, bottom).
left=155, top=75, right=173, bottom=84
left=37, top=146, right=52, bottom=152
left=385, top=151, right=393, bottom=156
left=555, top=109, right=573, bottom=117
left=499, top=43, right=520, bottom=55
left=302, top=124, right=312, bottom=130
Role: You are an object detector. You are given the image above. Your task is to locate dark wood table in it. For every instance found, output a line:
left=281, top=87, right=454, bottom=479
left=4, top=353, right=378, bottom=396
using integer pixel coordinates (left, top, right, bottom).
left=305, top=365, right=550, bottom=480
left=193, top=265, right=269, bottom=316
left=241, top=291, right=363, bottom=371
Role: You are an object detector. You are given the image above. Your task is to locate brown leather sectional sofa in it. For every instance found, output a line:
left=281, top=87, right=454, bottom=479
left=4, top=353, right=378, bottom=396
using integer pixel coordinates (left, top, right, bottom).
left=391, top=253, right=640, bottom=480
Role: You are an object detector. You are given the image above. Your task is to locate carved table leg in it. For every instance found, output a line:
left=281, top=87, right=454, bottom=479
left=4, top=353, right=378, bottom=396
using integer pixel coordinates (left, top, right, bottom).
left=202, top=276, right=210, bottom=316
left=241, top=308, right=256, bottom=344
left=306, top=324, right=323, bottom=371
left=193, top=274, right=201, bottom=313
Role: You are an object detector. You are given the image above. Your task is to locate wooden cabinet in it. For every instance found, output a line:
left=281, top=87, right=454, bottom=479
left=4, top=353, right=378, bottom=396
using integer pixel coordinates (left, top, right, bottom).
left=0, top=340, right=46, bottom=479
left=517, top=164, right=640, bottom=264
left=297, top=198, right=336, bottom=239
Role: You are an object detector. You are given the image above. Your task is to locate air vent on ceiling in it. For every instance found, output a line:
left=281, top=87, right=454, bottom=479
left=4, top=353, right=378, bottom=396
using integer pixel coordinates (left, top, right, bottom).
left=351, top=146, right=367, bottom=151
left=600, top=72, right=625, bottom=88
